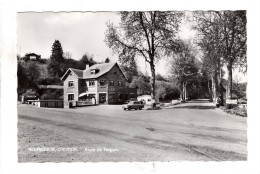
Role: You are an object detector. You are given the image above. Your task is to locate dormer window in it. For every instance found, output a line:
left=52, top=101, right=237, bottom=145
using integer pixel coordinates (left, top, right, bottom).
left=91, top=69, right=95, bottom=74
left=90, top=69, right=100, bottom=74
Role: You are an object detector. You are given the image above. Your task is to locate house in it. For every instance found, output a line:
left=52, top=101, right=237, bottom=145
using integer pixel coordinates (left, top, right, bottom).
left=61, top=62, right=137, bottom=108
left=25, top=53, right=41, bottom=61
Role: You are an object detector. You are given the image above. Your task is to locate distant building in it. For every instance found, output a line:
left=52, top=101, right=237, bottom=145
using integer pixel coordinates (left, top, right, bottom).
left=137, top=95, right=153, bottom=105
left=61, top=62, right=137, bottom=108
left=25, top=53, right=41, bottom=61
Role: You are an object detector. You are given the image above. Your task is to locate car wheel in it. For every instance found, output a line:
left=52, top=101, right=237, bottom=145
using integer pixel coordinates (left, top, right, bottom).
left=139, top=107, right=142, bottom=110
left=124, top=108, right=126, bottom=110
left=128, top=107, right=131, bottom=110
left=135, top=108, right=137, bottom=110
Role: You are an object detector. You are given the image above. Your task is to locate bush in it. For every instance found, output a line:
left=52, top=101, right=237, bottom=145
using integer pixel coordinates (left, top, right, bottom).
left=40, top=89, right=63, bottom=100
left=219, top=106, right=247, bottom=117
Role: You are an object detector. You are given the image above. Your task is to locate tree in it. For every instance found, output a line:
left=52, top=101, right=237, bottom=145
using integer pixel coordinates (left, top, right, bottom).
left=170, top=40, right=199, bottom=102
left=26, top=61, right=41, bottom=84
left=193, top=11, right=247, bottom=100
left=129, top=73, right=151, bottom=96
left=105, top=11, right=183, bottom=105
left=155, top=82, right=167, bottom=101
left=17, top=62, right=28, bottom=95
left=47, top=40, right=65, bottom=78
left=193, top=11, right=225, bottom=102
left=80, top=53, right=97, bottom=66
left=218, top=11, right=247, bottom=99
left=64, top=51, right=72, bottom=59
left=105, top=57, right=110, bottom=63
left=155, top=74, right=167, bottom=82
left=40, top=89, right=63, bottom=100
left=22, top=89, right=39, bottom=98
left=119, top=55, right=139, bottom=82
left=233, top=74, right=246, bottom=101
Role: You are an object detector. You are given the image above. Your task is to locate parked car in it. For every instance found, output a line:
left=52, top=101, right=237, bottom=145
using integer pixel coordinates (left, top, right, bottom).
left=124, top=98, right=137, bottom=104
left=122, top=101, right=145, bottom=110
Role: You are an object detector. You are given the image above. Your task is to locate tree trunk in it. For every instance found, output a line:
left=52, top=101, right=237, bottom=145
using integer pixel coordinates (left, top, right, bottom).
left=227, top=63, right=233, bottom=99
left=211, top=75, right=216, bottom=103
left=208, top=79, right=213, bottom=102
left=183, top=82, right=187, bottom=102
left=150, top=63, right=156, bottom=108
left=180, top=83, right=183, bottom=100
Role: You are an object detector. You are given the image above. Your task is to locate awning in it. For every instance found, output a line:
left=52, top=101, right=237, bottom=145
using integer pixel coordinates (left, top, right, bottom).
left=79, top=93, right=88, bottom=97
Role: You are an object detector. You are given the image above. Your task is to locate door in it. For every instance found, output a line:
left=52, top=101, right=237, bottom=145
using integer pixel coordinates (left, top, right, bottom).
left=99, top=93, right=106, bottom=104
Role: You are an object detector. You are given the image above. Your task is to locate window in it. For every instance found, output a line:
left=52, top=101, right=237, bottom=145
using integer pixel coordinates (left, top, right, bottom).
left=113, top=71, right=117, bottom=75
left=68, top=94, right=74, bottom=101
left=91, top=69, right=95, bottom=74
left=100, top=80, right=105, bottom=86
left=88, top=94, right=96, bottom=99
left=89, top=80, right=95, bottom=86
left=118, top=81, right=122, bottom=87
left=91, top=69, right=99, bottom=74
left=68, top=81, right=74, bottom=87
left=109, top=80, right=114, bottom=86
left=45, top=102, right=48, bottom=107
left=55, top=102, right=58, bottom=107
left=109, top=94, right=115, bottom=101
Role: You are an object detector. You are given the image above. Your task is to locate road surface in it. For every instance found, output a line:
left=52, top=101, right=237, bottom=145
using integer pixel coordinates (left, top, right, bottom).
left=18, top=100, right=247, bottom=162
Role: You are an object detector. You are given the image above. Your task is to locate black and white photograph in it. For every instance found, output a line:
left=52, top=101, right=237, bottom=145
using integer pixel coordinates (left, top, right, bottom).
left=1, top=0, right=260, bottom=173
left=16, top=11, right=247, bottom=162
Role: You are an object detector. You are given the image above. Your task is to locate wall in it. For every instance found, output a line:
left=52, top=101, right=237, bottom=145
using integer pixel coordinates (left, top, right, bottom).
left=39, top=101, right=64, bottom=108
left=63, top=71, right=79, bottom=108
left=97, top=64, right=126, bottom=104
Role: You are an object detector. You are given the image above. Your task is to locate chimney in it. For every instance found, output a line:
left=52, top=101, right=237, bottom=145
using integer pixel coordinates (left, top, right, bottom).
left=86, top=64, right=89, bottom=70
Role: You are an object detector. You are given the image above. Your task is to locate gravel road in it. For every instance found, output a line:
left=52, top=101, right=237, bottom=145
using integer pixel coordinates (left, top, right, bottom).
left=18, top=100, right=247, bottom=162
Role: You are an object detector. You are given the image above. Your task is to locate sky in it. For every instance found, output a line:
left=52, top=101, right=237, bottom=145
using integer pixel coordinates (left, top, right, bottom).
left=17, top=12, right=246, bottom=81
left=17, top=12, right=121, bottom=62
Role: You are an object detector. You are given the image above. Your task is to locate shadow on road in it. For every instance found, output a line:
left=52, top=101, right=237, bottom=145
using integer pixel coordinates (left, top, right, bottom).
left=187, top=99, right=211, bottom=103
left=170, top=105, right=216, bottom=110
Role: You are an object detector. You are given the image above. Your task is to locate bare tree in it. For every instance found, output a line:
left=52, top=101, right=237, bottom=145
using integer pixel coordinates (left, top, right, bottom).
left=64, top=51, right=72, bottom=59
left=105, top=11, right=183, bottom=104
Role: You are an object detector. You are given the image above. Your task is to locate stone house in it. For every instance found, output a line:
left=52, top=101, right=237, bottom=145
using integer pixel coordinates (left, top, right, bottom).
left=61, top=62, right=137, bottom=108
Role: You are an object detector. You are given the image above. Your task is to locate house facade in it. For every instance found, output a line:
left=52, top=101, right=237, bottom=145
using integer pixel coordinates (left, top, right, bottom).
left=61, top=62, right=137, bottom=108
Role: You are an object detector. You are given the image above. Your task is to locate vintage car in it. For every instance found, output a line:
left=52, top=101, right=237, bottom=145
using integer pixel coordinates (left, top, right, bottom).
left=122, top=101, right=144, bottom=110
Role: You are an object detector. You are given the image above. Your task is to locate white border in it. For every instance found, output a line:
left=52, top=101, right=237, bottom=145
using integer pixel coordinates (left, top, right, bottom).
left=1, top=0, right=260, bottom=174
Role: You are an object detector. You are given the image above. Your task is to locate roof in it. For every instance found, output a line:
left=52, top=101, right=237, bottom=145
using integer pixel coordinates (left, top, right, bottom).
left=61, top=62, right=126, bottom=80
left=83, top=62, right=117, bottom=79
left=26, top=53, right=40, bottom=57
left=38, top=85, right=63, bottom=89
left=70, top=68, right=84, bottom=78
